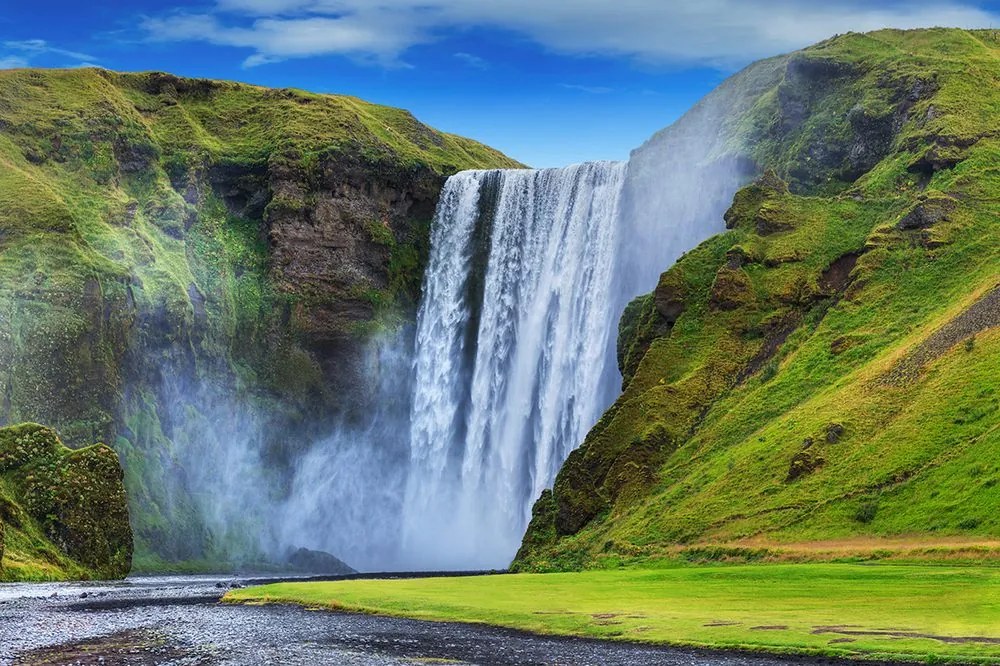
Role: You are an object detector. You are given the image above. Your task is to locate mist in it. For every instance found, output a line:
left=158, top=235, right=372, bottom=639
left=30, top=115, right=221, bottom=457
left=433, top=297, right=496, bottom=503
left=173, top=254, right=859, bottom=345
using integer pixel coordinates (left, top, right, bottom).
left=125, top=81, right=759, bottom=572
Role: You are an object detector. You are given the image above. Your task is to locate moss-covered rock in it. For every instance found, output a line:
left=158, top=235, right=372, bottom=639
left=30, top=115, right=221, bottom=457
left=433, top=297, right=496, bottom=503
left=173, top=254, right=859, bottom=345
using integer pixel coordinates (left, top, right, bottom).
left=0, top=423, right=132, bottom=580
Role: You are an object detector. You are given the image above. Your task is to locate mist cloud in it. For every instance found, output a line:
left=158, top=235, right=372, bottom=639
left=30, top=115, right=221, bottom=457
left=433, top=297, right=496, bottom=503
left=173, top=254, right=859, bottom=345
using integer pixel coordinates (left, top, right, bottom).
left=141, top=0, right=1000, bottom=67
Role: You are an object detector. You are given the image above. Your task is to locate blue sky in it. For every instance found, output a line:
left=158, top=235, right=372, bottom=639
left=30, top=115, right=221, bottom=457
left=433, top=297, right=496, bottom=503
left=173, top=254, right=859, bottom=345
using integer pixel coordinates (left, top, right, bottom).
left=1, top=1, right=998, bottom=167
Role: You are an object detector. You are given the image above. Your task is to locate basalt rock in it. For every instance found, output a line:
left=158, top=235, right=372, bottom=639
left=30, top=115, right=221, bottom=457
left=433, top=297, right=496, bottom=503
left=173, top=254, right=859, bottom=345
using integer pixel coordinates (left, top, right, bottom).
left=286, top=547, right=357, bottom=575
left=897, top=194, right=958, bottom=230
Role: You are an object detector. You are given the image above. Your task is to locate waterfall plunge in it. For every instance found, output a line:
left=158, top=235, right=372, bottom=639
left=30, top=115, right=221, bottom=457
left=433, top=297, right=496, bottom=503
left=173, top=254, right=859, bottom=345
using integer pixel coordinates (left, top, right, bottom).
left=278, top=145, right=743, bottom=571
left=403, top=163, right=628, bottom=569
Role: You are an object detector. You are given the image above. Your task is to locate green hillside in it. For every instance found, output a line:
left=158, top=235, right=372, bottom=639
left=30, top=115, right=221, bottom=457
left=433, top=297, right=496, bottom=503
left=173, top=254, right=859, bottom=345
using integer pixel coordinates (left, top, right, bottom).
left=516, top=28, right=1000, bottom=570
left=0, top=67, right=519, bottom=568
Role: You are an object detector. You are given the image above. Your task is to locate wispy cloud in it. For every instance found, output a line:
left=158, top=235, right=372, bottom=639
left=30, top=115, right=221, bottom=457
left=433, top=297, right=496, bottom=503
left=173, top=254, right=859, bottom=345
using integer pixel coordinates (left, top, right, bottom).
left=4, top=39, right=96, bottom=62
left=454, top=52, right=488, bottom=70
left=0, top=55, right=28, bottom=70
left=141, top=11, right=426, bottom=67
left=139, top=0, right=1000, bottom=68
left=560, top=83, right=614, bottom=94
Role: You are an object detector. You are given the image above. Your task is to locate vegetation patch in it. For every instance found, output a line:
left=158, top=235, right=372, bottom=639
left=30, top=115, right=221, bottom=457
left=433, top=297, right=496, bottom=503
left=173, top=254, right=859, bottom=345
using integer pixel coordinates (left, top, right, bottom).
left=516, top=28, right=1000, bottom=571
left=0, top=422, right=132, bottom=581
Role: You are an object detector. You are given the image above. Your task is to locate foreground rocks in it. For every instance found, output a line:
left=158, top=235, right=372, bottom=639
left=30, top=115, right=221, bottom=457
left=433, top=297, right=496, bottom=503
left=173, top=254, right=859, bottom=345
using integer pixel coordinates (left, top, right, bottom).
left=0, top=423, right=132, bottom=581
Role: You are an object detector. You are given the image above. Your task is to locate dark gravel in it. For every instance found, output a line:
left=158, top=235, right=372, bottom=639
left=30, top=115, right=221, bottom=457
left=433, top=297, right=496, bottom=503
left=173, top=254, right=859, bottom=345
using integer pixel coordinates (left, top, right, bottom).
left=0, top=575, right=865, bottom=666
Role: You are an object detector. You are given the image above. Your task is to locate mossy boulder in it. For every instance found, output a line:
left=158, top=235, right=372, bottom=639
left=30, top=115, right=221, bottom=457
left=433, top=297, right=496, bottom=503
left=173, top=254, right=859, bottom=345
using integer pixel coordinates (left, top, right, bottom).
left=709, top=267, right=756, bottom=311
left=0, top=423, right=132, bottom=580
left=897, top=192, right=958, bottom=230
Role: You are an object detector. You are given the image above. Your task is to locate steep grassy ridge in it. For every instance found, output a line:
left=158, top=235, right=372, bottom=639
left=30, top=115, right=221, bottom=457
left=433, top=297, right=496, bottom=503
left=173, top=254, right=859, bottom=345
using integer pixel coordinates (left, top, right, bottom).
left=0, top=68, right=518, bottom=566
left=516, top=29, right=1000, bottom=570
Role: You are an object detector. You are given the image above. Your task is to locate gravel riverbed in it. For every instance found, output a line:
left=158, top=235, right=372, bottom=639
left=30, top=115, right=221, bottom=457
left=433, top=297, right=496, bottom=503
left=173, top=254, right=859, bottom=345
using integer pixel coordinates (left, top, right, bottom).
left=1, top=575, right=863, bottom=666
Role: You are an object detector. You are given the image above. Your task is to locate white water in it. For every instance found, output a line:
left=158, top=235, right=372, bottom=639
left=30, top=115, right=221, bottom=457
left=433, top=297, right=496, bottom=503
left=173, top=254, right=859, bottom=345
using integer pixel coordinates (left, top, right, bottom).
left=403, top=163, right=628, bottom=569
left=148, top=145, right=742, bottom=573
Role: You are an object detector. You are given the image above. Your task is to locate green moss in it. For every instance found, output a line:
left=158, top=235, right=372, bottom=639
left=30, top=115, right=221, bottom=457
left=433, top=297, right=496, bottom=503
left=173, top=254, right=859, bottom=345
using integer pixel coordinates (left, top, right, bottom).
left=0, top=423, right=132, bottom=581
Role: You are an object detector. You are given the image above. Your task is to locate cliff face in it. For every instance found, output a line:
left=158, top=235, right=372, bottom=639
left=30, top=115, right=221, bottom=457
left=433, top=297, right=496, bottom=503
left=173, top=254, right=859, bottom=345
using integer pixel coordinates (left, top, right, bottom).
left=516, top=29, right=1000, bottom=570
left=0, top=423, right=132, bottom=581
left=0, top=68, right=519, bottom=564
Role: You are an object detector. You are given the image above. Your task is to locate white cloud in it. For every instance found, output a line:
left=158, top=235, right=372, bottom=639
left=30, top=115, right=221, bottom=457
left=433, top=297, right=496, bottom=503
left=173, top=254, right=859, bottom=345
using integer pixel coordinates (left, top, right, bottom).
left=4, top=39, right=97, bottom=63
left=560, top=84, right=614, bottom=94
left=0, top=56, right=29, bottom=69
left=140, top=0, right=1000, bottom=68
left=142, top=11, right=426, bottom=67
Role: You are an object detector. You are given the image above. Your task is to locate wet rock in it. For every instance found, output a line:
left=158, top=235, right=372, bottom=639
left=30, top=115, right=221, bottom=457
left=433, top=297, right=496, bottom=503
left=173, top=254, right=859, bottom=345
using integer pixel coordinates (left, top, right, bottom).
left=287, top=547, right=356, bottom=575
left=897, top=194, right=958, bottom=230
left=826, top=423, right=845, bottom=443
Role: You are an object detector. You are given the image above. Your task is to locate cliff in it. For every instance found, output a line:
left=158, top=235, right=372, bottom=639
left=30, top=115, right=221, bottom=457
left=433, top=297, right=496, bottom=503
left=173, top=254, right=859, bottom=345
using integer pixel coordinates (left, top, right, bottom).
left=516, top=28, right=1000, bottom=570
left=0, top=68, right=519, bottom=565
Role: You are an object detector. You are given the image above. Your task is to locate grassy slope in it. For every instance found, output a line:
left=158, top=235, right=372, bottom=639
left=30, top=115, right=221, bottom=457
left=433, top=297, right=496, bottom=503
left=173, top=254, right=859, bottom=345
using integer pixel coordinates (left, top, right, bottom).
left=228, top=564, right=1000, bottom=663
left=515, top=29, right=1000, bottom=570
left=0, top=423, right=132, bottom=581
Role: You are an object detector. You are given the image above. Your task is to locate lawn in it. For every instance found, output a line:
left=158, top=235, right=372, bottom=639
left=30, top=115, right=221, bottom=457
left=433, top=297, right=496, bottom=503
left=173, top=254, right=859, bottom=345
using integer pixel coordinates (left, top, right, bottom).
left=225, top=564, right=1000, bottom=663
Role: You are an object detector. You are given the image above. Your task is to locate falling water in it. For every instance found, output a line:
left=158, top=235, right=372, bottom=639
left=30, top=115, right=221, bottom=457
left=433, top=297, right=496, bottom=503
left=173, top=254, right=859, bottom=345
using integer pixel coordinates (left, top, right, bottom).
left=403, top=162, right=628, bottom=569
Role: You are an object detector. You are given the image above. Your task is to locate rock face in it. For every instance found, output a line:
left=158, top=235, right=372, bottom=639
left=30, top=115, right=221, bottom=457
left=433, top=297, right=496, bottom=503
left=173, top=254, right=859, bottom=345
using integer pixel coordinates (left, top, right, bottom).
left=515, top=28, right=1000, bottom=571
left=0, top=423, right=133, bottom=580
left=0, top=68, right=519, bottom=564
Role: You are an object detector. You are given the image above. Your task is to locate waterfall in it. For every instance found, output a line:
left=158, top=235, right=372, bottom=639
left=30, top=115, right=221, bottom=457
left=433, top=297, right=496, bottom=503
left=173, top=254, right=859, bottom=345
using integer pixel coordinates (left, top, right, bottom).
left=403, top=162, right=628, bottom=569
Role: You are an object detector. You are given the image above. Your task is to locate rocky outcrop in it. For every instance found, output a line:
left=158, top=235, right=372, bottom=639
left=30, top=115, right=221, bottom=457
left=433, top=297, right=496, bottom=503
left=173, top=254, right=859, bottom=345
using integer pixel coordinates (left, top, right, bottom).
left=896, top=193, right=958, bottom=230
left=0, top=423, right=132, bottom=580
left=286, top=547, right=356, bottom=575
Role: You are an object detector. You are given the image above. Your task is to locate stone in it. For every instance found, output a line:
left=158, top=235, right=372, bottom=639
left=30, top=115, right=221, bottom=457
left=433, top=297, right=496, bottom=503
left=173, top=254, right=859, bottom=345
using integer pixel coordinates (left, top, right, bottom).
left=286, top=547, right=356, bottom=575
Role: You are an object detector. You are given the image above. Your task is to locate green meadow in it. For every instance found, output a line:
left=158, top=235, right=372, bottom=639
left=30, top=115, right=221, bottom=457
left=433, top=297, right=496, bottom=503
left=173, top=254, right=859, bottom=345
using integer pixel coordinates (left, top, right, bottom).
left=228, top=564, right=1000, bottom=663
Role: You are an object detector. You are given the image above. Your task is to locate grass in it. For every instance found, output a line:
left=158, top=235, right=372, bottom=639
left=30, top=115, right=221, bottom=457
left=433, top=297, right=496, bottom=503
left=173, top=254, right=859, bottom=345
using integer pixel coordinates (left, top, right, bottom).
left=226, top=564, right=1000, bottom=663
